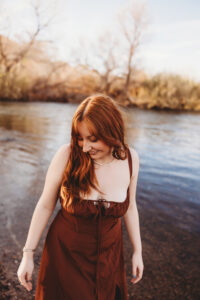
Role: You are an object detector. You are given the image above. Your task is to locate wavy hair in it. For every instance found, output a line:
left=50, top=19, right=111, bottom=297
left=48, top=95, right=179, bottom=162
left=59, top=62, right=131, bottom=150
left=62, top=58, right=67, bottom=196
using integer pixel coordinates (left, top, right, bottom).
left=60, top=94, right=128, bottom=212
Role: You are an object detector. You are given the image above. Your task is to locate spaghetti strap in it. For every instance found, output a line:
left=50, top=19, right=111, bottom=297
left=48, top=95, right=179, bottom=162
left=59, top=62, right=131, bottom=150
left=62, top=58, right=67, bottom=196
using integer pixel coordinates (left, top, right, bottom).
left=127, top=147, right=132, bottom=178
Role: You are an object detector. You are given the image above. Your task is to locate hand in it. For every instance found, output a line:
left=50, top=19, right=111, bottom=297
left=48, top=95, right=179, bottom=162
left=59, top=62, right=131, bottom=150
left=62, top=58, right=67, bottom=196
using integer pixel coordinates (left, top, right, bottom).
left=17, top=254, right=34, bottom=291
left=131, top=251, right=144, bottom=284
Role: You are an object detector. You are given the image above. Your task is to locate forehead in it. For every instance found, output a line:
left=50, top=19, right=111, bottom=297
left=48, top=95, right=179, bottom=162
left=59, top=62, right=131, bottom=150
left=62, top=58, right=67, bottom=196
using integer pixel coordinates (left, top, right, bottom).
left=76, top=120, right=96, bottom=137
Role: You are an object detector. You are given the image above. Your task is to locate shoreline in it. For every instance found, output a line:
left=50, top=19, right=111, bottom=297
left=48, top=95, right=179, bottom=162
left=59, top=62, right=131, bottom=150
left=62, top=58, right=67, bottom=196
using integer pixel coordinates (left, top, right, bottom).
left=0, top=98, right=200, bottom=113
left=0, top=205, right=199, bottom=300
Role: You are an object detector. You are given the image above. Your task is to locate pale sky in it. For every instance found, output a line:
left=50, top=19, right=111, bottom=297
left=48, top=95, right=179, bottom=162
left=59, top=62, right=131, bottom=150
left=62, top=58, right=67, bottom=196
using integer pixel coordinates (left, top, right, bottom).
left=1, top=0, right=200, bottom=82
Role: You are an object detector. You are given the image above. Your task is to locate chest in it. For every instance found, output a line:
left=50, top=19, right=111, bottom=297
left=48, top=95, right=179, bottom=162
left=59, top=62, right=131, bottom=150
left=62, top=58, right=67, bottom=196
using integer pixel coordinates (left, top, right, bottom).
left=81, top=158, right=130, bottom=202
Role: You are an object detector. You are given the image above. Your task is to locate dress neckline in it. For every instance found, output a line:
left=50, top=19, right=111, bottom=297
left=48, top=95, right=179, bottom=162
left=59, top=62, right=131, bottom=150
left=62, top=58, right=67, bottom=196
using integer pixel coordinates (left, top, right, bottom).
left=78, top=147, right=132, bottom=205
left=80, top=186, right=130, bottom=205
left=80, top=197, right=129, bottom=205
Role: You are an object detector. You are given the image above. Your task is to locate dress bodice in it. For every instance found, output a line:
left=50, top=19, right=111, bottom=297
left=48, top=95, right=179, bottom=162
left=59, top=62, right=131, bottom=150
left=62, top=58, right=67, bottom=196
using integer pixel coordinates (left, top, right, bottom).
left=60, top=147, right=133, bottom=219
left=64, top=190, right=130, bottom=218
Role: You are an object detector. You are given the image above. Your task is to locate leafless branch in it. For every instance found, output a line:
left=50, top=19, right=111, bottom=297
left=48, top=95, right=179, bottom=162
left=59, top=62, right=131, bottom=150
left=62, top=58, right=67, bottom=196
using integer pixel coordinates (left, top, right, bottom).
left=0, top=0, right=59, bottom=98
left=117, top=0, right=149, bottom=99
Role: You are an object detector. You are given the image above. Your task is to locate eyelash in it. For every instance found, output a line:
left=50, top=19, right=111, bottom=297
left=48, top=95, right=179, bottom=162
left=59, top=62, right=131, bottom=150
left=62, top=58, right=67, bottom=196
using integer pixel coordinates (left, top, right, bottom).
left=77, top=137, right=98, bottom=142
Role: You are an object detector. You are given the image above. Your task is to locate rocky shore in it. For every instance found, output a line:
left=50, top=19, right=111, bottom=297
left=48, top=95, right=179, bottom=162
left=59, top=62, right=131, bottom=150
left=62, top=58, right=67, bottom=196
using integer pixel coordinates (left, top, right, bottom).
left=0, top=204, right=199, bottom=300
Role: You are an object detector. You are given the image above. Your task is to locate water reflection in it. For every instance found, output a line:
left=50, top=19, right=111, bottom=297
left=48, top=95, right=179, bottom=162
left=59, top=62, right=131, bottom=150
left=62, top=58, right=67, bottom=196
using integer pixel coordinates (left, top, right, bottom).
left=0, top=102, right=199, bottom=237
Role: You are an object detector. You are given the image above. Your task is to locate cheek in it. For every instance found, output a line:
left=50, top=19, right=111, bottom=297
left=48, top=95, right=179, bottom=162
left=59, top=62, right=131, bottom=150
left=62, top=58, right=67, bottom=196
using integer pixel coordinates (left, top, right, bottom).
left=98, top=142, right=110, bottom=152
left=95, top=141, right=104, bottom=149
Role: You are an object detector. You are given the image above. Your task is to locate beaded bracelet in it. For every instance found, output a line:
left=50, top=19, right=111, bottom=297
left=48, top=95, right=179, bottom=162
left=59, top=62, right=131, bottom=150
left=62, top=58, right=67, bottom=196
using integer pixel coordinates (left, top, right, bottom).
left=23, top=247, right=36, bottom=252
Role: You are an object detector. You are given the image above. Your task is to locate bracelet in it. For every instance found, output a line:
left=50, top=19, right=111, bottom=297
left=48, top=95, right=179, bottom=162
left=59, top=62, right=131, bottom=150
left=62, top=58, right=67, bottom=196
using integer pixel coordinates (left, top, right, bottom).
left=23, top=247, right=36, bottom=252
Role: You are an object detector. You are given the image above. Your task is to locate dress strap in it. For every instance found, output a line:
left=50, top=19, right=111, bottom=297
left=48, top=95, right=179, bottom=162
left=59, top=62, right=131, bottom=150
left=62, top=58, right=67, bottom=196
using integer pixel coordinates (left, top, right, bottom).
left=127, top=147, right=132, bottom=178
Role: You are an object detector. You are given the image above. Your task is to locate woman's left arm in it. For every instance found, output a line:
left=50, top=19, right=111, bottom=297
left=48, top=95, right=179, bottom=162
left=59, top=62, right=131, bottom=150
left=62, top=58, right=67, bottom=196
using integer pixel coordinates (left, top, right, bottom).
left=123, top=148, right=144, bottom=284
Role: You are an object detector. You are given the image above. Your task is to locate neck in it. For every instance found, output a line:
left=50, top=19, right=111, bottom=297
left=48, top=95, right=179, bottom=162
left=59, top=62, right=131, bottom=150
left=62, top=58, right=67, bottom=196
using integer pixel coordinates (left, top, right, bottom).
left=93, top=154, right=114, bottom=166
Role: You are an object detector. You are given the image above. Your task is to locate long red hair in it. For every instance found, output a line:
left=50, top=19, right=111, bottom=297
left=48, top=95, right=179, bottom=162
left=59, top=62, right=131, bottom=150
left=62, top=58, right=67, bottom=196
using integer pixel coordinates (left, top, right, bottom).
left=60, top=94, right=128, bottom=212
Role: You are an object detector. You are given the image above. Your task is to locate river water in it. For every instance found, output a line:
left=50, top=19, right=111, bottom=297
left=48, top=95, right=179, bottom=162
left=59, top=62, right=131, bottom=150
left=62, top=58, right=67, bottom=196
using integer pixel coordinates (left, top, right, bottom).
left=0, top=101, right=199, bottom=250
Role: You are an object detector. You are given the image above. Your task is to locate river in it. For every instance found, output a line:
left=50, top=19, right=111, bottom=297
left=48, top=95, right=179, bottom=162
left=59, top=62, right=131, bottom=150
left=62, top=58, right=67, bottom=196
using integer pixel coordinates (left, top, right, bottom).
left=0, top=101, right=199, bottom=299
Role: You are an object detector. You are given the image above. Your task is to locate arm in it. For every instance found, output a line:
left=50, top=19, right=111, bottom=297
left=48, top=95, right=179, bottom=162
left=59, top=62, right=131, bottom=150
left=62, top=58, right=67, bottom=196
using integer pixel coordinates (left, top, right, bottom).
left=123, top=148, right=143, bottom=283
left=17, top=144, right=70, bottom=291
left=123, top=148, right=141, bottom=253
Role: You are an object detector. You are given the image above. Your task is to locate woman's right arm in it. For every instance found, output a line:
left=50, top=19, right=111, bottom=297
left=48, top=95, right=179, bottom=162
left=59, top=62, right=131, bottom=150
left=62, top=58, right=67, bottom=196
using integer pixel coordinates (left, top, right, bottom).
left=17, top=143, right=70, bottom=291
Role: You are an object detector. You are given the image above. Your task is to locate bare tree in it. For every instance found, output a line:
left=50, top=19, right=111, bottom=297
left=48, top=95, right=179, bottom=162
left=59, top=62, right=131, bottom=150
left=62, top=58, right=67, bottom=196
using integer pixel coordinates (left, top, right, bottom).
left=68, top=0, right=148, bottom=101
left=117, top=0, right=148, bottom=100
left=69, top=31, right=121, bottom=95
left=29, top=60, right=72, bottom=101
left=0, top=0, right=60, bottom=99
left=93, top=31, right=121, bottom=94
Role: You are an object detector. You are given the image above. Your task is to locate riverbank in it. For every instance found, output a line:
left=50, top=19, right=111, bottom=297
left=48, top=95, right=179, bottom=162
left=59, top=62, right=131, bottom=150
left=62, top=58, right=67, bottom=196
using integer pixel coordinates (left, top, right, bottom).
left=1, top=91, right=200, bottom=112
left=0, top=204, right=199, bottom=300
left=1, top=72, right=200, bottom=112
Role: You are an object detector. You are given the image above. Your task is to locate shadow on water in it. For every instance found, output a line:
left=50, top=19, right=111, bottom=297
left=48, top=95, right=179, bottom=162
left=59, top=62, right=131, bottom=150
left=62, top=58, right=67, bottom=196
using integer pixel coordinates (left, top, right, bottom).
left=0, top=101, right=199, bottom=299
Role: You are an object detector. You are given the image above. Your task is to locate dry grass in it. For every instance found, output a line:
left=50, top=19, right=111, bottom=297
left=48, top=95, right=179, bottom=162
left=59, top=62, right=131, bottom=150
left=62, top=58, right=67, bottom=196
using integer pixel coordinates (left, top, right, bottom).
left=0, top=63, right=199, bottom=111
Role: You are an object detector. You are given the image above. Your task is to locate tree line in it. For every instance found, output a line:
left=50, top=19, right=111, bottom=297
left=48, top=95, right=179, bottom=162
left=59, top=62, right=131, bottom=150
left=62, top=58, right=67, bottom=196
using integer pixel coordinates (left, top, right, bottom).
left=0, top=0, right=199, bottom=111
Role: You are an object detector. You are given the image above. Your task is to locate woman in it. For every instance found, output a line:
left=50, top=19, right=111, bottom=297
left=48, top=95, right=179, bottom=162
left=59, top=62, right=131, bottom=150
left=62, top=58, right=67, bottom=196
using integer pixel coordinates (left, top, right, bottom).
left=17, top=94, right=143, bottom=299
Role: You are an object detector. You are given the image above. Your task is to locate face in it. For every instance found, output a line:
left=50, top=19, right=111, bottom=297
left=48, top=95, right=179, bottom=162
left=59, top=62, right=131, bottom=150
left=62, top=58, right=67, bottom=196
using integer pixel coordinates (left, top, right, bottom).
left=76, top=121, right=112, bottom=160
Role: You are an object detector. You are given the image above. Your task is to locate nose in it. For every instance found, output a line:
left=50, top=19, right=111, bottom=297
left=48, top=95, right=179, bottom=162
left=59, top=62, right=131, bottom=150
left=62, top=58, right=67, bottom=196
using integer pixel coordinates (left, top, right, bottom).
left=82, top=140, right=92, bottom=152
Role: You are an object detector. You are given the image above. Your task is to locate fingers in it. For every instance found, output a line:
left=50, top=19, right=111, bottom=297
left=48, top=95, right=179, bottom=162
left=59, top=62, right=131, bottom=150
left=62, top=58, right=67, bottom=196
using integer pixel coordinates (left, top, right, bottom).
left=26, top=272, right=33, bottom=291
left=18, top=272, right=32, bottom=291
left=131, top=266, right=143, bottom=284
left=26, top=272, right=32, bottom=282
left=132, top=265, right=137, bottom=280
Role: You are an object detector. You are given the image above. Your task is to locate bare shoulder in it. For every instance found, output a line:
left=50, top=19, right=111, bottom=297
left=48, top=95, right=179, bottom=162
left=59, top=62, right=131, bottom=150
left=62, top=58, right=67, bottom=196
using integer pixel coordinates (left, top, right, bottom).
left=129, top=147, right=139, bottom=161
left=128, top=147, right=140, bottom=177
left=47, top=143, right=71, bottom=183
left=55, top=143, right=71, bottom=160
left=50, top=143, right=71, bottom=166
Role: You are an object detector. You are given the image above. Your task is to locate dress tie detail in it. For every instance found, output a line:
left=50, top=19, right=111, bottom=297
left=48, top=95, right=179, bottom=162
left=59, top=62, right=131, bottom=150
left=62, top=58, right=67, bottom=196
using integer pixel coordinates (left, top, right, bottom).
left=94, top=199, right=108, bottom=299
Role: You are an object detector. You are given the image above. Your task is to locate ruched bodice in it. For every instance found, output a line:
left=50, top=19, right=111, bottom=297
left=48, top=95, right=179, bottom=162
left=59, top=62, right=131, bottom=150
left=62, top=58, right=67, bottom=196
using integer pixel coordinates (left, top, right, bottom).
left=63, top=189, right=130, bottom=218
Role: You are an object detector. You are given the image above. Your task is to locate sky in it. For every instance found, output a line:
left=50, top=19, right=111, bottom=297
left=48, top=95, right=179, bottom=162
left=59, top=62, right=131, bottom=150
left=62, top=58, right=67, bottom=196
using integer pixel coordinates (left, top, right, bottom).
left=1, top=0, right=200, bottom=82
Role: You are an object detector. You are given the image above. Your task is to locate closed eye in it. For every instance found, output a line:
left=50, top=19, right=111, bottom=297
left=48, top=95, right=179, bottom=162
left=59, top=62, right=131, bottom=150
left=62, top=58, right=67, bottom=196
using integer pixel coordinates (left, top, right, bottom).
left=90, top=136, right=98, bottom=142
left=77, top=136, right=98, bottom=142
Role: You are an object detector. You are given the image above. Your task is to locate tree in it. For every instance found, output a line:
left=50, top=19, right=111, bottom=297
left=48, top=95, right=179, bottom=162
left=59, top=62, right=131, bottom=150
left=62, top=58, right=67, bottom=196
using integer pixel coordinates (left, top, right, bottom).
left=92, top=31, right=120, bottom=94
left=117, top=0, right=148, bottom=100
left=0, top=0, right=59, bottom=99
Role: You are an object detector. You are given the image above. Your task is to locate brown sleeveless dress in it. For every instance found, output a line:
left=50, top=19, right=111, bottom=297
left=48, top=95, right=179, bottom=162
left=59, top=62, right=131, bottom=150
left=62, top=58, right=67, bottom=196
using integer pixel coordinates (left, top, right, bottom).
left=35, top=148, right=132, bottom=300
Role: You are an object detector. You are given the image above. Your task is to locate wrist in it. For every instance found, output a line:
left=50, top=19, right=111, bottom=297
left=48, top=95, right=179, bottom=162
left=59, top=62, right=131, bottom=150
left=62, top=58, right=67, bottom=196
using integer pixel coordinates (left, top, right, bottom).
left=23, top=251, right=34, bottom=259
left=23, top=247, right=36, bottom=256
left=133, top=248, right=142, bottom=255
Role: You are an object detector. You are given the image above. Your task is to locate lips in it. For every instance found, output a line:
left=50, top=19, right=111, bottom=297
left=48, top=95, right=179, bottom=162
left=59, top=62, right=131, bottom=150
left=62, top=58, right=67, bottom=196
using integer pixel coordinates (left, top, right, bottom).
left=89, top=150, right=98, bottom=155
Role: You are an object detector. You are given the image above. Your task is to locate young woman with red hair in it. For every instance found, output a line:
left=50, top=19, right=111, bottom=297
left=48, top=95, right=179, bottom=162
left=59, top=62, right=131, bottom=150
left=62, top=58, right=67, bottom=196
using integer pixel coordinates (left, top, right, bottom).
left=17, top=94, right=143, bottom=299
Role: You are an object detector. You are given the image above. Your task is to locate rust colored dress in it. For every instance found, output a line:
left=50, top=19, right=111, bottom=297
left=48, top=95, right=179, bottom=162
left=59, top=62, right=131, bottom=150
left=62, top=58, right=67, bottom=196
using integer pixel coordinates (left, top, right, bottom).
left=35, top=148, right=132, bottom=300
